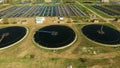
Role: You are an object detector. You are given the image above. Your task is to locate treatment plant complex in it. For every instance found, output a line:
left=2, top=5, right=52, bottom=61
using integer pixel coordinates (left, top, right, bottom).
left=0, top=0, right=120, bottom=68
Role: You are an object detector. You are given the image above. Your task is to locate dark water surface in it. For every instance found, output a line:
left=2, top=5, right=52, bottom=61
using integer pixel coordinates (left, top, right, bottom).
left=0, top=26, right=27, bottom=48
left=34, top=25, right=76, bottom=48
left=82, top=24, right=120, bottom=45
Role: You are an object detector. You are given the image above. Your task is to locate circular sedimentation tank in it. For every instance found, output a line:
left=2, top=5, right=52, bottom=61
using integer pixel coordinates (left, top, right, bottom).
left=82, top=24, right=120, bottom=46
left=33, top=25, right=76, bottom=49
left=0, top=26, right=27, bottom=49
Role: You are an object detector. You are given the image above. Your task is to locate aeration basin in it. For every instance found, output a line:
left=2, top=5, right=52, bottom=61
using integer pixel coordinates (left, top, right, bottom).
left=82, top=24, right=120, bottom=45
left=0, top=26, right=27, bottom=48
left=34, top=25, right=76, bottom=49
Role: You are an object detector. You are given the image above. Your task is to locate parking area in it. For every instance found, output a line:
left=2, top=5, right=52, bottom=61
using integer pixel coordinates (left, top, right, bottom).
left=0, top=4, right=87, bottom=18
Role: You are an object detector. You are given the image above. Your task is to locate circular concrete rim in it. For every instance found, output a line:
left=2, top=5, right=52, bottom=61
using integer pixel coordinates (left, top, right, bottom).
left=33, top=25, right=77, bottom=50
left=81, top=24, right=120, bottom=47
left=0, top=26, right=29, bottom=50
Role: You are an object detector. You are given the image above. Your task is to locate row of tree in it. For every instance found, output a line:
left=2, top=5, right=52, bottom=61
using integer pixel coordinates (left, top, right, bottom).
left=2, top=16, right=17, bottom=24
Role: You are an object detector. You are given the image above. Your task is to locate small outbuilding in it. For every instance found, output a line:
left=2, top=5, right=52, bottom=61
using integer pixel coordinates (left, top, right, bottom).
left=35, top=17, right=45, bottom=24
left=0, top=0, right=3, bottom=3
left=0, top=18, right=2, bottom=23
left=58, top=16, right=64, bottom=21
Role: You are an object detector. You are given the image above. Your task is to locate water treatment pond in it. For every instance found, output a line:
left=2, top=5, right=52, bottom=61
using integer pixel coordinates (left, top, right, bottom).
left=0, top=26, right=27, bottom=48
left=82, top=24, right=120, bottom=45
left=34, top=25, right=76, bottom=48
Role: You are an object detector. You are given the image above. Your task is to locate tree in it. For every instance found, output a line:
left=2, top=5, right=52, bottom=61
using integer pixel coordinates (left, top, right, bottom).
left=2, top=16, right=9, bottom=24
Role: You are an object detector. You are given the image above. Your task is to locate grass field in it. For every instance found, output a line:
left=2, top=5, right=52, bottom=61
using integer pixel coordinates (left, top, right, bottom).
left=85, top=5, right=112, bottom=18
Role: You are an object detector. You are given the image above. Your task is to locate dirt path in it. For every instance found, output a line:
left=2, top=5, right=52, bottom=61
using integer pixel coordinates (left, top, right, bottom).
left=81, top=51, right=120, bottom=59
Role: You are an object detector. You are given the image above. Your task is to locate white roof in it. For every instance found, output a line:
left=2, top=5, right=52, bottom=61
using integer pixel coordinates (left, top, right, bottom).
left=0, top=0, right=3, bottom=3
left=36, top=17, right=45, bottom=24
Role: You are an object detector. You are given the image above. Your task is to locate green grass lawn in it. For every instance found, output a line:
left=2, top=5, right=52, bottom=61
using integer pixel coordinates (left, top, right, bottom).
left=85, top=5, right=113, bottom=18
left=0, top=5, right=10, bottom=10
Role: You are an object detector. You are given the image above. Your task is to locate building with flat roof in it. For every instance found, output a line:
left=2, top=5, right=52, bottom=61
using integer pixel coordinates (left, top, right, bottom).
left=102, top=0, right=109, bottom=3
left=45, top=0, right=51, bottom=2
left=0, top=0, right=3, bottom=3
